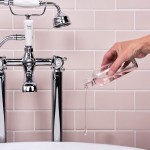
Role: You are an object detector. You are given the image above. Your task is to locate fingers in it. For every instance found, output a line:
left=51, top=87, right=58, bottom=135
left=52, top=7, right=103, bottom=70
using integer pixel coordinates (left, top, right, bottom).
left=122, top=60, right=131, bottom=69
left=101, top=46, right=118, bottom=67
left=108, top=56, right=126, bottom=76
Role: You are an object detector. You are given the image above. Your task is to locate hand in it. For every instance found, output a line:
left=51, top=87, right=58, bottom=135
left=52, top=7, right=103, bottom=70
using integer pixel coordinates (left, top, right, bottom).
left=101, top=35, right=150, bottom=75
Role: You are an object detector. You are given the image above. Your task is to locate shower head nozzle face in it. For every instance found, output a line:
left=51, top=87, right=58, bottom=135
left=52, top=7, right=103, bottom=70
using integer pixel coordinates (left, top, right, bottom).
left=53, top=15, right=71, bottom=28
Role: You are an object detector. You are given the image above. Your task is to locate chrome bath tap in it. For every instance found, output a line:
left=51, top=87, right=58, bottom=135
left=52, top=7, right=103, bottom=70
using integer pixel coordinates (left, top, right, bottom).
left=0, top=0, right=70, bottom=143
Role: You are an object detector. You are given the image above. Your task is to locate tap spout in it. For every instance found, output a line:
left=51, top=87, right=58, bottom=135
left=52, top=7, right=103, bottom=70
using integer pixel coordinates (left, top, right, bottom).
left=0, top=34, right=25, bottom=48
left=22, top=46, right=37, bottom=92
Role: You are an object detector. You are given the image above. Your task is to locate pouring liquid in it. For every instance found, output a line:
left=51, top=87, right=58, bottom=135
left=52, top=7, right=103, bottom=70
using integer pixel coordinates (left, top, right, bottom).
left=83, top=60, right=138, bottom=135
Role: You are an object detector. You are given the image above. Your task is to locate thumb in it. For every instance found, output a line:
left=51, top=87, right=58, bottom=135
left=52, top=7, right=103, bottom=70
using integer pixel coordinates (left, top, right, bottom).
left=108, top=56, right=125, bottom=76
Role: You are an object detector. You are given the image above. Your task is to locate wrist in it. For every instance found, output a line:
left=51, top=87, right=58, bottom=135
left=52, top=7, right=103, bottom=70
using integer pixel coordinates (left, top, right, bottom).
left=138, top=35, right=150, bottom=55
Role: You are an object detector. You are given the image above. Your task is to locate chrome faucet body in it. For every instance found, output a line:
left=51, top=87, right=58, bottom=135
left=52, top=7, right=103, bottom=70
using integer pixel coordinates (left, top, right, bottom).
left=0, top=0, right=71, bottom=143
left=0, top=46, right=66, bottom=142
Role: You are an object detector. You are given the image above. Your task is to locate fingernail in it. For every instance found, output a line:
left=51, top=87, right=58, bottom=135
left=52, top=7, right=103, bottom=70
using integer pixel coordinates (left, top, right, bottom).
left=108, top=70, right=114, bottom=76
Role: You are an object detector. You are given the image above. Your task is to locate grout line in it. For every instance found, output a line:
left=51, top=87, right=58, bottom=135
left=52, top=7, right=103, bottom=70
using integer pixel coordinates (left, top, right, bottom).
left=34, top=111, right=36, bottom=131
left=115, top=0, right=117, bottom=9
left=33, top=30, right=36, bottom=49
left=93, top=51, right=95, bottom=69
left=10, top=130, right=52, bottom=133
left=10, top=129, right=150, bottom=132
left=2, top=8, right=150, bottom=11
left=114, top=31, right=117, bottom=90
left=134, top=91, right=136, bottom=112
left=74, top=31, right=76, bottom=50
left=114, top=111, right=117, bottom=130
left=134, top=131, right=137, bottom=148
left=74, top=70, right=76, bottom=90
left=13, top=91, right=15, bottom=111
left=94, top=131, right=96, bottom=143
left=13, top=131, right=15, bottom=142
left=134, top=10, right=136, bottom=30
left=94, top=90, right=96, bottom=111
left=74, top=111, right=76, bottom=131
left=72, top=110, right=150, bottom=112
left=12, top=15, right=14, bottom=30
left=74, top=0, right=76, bottom=10
left=93, top=10, right=95, bottom=30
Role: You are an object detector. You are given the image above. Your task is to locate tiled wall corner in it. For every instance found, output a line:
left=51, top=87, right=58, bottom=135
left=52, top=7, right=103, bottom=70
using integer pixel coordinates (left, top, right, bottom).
left=0, top=0, right=150, bottom=149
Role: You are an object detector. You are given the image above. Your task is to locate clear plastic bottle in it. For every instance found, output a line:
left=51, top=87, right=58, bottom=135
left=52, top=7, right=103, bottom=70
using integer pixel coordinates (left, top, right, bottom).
left=84, top=59, right=138, bottom=88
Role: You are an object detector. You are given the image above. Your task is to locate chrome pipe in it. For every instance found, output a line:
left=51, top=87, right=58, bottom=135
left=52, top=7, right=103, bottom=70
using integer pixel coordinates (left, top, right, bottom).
left=0, top=0, right=13, bottom=5
left=40, top=2, right=61, bottom=14
left=6, top=59, right=22, bottom=66
left=0, top=35, right=25, bottom=48
left=52, top=69, right=62, bottom=142
left=35, top=58, right=52, bottom=66
left=0, top=71, right=6, bottom=143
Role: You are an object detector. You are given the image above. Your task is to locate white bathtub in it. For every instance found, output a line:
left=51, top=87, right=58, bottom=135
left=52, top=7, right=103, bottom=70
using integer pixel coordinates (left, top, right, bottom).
left=0, top=142, right=145, bottom=150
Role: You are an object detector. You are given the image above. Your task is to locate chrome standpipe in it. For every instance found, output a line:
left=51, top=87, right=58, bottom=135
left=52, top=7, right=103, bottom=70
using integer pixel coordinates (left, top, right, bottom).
left=52, top=69, right=62, bottom=141
left=51, top=56, right=66, bottom=142
left=0, top=57, right=6, bottom=143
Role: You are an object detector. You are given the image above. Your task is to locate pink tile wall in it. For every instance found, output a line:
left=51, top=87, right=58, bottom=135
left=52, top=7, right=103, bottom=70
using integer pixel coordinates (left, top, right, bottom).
left=0, top=0, right=150, bottom=149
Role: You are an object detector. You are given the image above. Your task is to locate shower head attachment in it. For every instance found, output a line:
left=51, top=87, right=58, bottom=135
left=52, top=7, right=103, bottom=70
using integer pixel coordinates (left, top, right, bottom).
left=53, top=13, right=71, bottom=28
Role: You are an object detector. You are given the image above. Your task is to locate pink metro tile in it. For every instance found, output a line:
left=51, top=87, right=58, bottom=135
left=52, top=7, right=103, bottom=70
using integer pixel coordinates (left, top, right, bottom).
left=6, top=91, right=14, bottom=110
left=135, top=11, right=150, bottom=30
left=6, top=70, right=24, bottom=90
left=76, top=0, right=115, bottom=9
left=63, top=131, right=94, bottom=143
left=76, top=111, right=114, bottom=130
left=15, top=132, right=52, bottom=142
left=34, top=70, right=52, bottom=90
left=76, top=31, right=114, bottom=50
left=116, top=71, right=150, bottom=90
left=63, top=91, right=94, bottom=110
left=15, top=91, right=52, bottom=110
left=7, top=132, right=14, bottom=142
left=7, top=111, right=34, bottom=130
left=35, top=111, right=52, bottom=130
left=35, top=31, right=74, bottom=50
left=0, top=10, right=12, bottom=29
left=136, top=132, right=150, bottom=149
left=63, top=11, right=94, bottom=30
left=95, top=91, right=134, bottom=110
left=54, top=51, right=94, bottom=70
left=116, top=112, right=150, bottom=130
left=63, top=111, right=74, bottom=130
left=117, top=0, right=150, bottom=9
left=95, top=131, right=134, bottom=147
left=135, top=92, right=150, bottom=110
left=95, top=11, right=134, bottom=30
